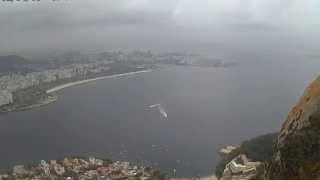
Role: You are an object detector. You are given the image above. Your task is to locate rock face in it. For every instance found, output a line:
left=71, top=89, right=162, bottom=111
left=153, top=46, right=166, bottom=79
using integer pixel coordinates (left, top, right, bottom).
left=266, top=76, right=320, bottom=180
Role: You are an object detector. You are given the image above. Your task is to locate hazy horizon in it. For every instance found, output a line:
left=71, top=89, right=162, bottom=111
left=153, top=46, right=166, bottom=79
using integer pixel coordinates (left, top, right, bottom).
left=0, top=0, right=319, bottom=59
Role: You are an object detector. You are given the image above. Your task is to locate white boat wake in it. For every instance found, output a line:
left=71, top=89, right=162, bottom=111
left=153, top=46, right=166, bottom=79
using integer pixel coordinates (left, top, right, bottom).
left=148, top=104, right=168, bottom=119
left=149, top=104, right=161, bottom=108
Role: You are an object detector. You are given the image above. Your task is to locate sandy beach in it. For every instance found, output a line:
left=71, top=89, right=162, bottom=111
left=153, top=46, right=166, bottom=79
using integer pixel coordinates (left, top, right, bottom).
left=46, top=70, right=151, bottom=94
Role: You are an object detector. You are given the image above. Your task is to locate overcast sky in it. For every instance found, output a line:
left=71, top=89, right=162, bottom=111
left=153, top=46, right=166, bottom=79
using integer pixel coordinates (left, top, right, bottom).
left=0, top=0, right=319, bottom=56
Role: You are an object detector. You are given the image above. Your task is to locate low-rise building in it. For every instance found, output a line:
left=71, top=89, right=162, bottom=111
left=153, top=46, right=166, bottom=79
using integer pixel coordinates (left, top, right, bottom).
left=222, top=154, right=262, bottom=180
left=0, top=90, right=12, bottom=106
left=12, top=165, right=29, bottom=176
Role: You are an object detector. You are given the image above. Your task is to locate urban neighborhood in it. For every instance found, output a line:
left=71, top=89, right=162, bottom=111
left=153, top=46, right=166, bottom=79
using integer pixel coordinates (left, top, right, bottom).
left=0, top=156, right=163, bottom=180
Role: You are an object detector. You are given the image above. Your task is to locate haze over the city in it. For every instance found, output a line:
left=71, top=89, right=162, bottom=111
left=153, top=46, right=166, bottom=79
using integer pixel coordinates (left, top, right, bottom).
left=0, top=0, right=319, bottom=57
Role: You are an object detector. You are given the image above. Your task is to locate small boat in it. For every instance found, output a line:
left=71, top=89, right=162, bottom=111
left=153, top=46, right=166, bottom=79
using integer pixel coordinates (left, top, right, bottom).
left=148, top=104, right=168, bottom=119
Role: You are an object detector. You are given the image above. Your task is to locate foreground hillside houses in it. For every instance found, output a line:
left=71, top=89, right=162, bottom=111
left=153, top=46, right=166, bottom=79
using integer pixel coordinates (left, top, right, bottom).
left=0, top=157, right=163, bottom=180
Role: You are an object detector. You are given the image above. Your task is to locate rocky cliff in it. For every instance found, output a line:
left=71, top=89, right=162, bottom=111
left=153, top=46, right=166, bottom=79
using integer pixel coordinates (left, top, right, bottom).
left=266, top=76, right=320, bottom=179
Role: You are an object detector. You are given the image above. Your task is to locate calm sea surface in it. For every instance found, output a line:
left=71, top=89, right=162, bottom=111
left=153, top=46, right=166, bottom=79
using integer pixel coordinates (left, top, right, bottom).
left=0, top=59, right=319, bottom=176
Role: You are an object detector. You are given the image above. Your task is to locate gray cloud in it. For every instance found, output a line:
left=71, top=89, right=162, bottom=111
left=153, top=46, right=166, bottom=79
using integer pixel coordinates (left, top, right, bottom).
left=0, top=0, right=319, bottom=56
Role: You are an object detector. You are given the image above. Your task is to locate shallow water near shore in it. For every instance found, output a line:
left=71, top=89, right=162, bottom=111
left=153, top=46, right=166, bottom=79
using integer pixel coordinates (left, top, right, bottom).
left=0, top=60, right=319, bottom=176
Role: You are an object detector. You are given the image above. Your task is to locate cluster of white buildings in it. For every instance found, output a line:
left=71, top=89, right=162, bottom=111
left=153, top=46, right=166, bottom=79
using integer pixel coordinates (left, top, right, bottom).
left=0, top=61, right=112, bottom=107
left=0, top=157, right=159, bottom=180
left=221, top=154, right=262, bottom=180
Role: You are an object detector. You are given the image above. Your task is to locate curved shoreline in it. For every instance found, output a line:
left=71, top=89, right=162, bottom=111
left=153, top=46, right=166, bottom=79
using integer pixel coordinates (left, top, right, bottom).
left=0, top=70, right=152, bottom=114
left=46, top=70, right=152, bottom=94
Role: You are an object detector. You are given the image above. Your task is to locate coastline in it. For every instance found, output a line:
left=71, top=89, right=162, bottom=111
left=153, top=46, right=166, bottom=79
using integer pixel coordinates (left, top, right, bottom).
left=0, top=95, right=58, bottom=114
left=0, top=69, right=151, bottom=114
left=46, top=69, right=152, bottom=94
left=17, top=95, right=58, bottom=111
